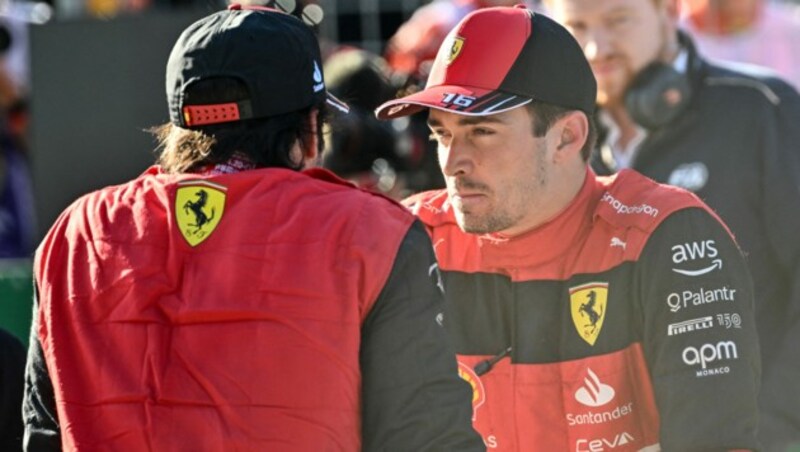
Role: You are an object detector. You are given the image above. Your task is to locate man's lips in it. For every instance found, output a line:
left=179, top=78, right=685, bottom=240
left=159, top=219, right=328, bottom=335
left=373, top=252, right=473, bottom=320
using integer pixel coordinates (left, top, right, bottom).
left=590, top=60, right=620, bottom=76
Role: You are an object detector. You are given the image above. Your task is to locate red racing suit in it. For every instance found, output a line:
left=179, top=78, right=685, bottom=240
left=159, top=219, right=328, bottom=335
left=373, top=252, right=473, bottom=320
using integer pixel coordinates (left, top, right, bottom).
left=405, top=169, right=761, bottom=451
left=25, top=166, right=483, bottom=451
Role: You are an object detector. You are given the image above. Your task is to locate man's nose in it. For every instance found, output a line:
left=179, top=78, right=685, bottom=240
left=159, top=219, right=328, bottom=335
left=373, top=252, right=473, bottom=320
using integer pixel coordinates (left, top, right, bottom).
left=583, top=28, right=613, bottom=61
left=439, top=137, right=474, bottom=178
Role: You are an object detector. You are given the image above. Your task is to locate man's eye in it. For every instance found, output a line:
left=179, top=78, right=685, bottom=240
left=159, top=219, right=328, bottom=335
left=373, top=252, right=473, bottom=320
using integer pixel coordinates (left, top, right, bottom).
left=429, top=131, right=450, bottom=141
left=473, top=128, right=494, bottom=136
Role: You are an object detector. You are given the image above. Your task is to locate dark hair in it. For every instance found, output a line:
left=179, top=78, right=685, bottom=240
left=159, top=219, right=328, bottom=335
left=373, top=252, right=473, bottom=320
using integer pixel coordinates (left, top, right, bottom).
left=526, top=101, right=597, bottom=161
left=154, top=77, right=328, bottom=173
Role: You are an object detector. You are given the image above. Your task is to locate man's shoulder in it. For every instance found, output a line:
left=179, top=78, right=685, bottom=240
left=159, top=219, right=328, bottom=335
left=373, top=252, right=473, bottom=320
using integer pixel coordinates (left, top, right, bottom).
left=595, top=170, right=708, bottom=233
left=699, top=58, right=800, bottom=107
left=401, top=189, right=454, bottom=227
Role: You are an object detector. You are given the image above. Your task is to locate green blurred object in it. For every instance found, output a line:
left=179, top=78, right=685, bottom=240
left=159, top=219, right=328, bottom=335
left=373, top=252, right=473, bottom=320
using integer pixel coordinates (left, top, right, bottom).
left=0, top=258, right=33, bottom=346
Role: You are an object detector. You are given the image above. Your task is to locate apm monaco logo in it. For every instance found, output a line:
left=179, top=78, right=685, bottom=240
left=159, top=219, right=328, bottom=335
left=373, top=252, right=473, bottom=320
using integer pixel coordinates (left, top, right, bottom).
left=682, top=340, right=739, bottom=377
left=671, top=240, right=722, bottom=276
left=457, top=362, right=486, bottom=421
left=175, top=180, right=227, bottom=247
left=569, top=283, right=609, bottom=346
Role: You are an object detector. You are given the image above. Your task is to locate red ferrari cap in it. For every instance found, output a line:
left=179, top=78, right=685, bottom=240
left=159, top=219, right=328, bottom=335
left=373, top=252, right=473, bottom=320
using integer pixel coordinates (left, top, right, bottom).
left=375, top=5, right=596, bottom=119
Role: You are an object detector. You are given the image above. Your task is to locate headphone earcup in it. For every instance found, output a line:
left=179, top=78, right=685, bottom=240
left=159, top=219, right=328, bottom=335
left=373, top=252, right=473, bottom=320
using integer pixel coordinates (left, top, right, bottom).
left=624, top=62, right=691, bottom=130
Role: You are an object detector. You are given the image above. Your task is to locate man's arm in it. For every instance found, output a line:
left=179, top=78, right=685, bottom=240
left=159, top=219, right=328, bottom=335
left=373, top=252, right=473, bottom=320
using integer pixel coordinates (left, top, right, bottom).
left=0, top=327, right=25, bottom=451
left=22, top=286, right=61, bottom=452
left=360, top=220, right=484, bottom=451
left=755, top=82, right=800, bottom=442
left=637, top=207, right=760, bottom=451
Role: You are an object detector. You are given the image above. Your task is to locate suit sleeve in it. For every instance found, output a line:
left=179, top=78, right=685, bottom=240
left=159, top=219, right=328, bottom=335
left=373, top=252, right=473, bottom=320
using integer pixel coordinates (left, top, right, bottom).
left=0, top=327, right=25, bottom=451
left=636, top=207, right=761, bottom=451
left=22, top=285, right=61, bottom=452
left=756, top=82, right=800, bottom=442
left=360, top=220, right=485, bottom=452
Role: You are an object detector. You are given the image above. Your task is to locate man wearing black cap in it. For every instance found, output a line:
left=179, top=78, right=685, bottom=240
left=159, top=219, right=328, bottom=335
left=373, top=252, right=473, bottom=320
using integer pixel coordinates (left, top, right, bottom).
left=22, top=5, right=483, bottom=451
left=377, top=5, right=760, bottom=450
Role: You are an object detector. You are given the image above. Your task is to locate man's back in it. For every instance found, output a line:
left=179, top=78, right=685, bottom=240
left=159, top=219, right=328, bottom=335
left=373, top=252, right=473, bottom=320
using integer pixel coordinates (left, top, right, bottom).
left=28, top=166, right=482, bottom=451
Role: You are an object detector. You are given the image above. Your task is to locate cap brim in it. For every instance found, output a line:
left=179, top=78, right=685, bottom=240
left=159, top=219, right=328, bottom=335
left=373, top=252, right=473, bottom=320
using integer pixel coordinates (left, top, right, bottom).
left=326, top=92, right=350, bottom=115
left=375, top=85, right=532, bottom=120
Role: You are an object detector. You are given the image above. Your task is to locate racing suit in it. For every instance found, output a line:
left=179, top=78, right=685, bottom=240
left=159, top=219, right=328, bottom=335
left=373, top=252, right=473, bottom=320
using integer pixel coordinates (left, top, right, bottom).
left=405, top=168, right=761, bottom=451
left=23, top=165, right=483, bottom=451
left=592, top=34, right=800, bottom=449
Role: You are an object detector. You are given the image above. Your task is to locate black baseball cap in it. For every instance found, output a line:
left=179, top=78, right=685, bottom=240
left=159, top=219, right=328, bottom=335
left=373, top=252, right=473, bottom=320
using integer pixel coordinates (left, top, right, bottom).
left=167, top=4, right=348, bottom=129
left=375, top=5, right=596, bottom=119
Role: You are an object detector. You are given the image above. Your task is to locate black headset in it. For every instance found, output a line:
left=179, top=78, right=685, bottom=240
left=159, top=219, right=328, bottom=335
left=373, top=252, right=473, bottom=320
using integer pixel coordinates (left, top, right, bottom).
left=623, top=31, right=693, bottom=130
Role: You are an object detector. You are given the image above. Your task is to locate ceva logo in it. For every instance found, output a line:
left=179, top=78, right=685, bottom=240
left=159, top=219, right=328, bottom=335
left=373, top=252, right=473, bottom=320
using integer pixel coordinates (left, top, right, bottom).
left=575, top=368, right=615, bottom=407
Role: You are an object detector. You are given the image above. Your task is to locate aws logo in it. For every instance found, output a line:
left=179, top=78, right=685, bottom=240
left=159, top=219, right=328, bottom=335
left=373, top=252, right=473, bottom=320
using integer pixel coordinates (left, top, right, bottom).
left=457, top=361, right=486, bottom=421
left=175, top=180, right=227, bottom=246
left=671, top=240, right=722, bottom=276
left=570, top=282, right=609, bottom=346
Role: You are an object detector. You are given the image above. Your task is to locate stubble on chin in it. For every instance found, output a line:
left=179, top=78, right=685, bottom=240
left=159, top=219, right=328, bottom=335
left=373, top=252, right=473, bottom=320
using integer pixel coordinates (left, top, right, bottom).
left=454, top=207, right=515, bottom=235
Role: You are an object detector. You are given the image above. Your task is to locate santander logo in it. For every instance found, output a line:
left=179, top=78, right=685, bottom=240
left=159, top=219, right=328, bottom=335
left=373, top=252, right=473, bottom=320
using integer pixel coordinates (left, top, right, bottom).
left=575, top=368, right=615, bottom=407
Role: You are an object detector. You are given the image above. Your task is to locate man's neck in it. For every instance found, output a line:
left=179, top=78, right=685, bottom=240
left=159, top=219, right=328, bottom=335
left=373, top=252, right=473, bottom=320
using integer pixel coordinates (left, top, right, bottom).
left=605, top=103, right=640, bottom=152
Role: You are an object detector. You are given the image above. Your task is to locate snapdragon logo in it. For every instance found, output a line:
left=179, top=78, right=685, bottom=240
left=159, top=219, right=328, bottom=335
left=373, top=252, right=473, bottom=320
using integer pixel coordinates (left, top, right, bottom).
left=601, top=193, right=659, bottom=218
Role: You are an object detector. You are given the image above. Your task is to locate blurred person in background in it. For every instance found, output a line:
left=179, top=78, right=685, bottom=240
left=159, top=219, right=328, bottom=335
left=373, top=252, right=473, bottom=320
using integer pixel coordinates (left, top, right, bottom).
left=0, top=17, right=34, bottom=258
left=22, top=5, right=483, bottom=450
left=679, top=0, right=800, bottom=90
left=322, top=48, right=410, bottom=199
left=543, top=0, right=800, bottom=448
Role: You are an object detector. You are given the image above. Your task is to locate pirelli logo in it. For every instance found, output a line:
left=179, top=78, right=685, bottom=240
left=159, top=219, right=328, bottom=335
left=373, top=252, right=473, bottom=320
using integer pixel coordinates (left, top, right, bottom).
left=667, top=316, right=714, bottom=336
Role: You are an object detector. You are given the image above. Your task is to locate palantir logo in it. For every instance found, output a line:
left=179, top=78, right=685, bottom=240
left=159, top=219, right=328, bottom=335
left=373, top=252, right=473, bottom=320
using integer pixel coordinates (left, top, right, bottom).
left=575, top=368, right=615, bottom=407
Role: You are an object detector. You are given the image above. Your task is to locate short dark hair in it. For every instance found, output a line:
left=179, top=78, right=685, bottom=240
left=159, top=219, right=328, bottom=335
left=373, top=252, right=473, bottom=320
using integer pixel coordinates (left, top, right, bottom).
left=526, top=101, right=596, bottom=161
left=154, top=78, right=328, bottom=174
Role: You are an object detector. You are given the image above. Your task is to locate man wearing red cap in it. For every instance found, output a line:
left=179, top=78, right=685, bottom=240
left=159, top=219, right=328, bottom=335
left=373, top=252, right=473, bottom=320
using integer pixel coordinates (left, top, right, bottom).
left=377, top=5, right=760, bottom=451
left=22, top=5, right=483, bottom=451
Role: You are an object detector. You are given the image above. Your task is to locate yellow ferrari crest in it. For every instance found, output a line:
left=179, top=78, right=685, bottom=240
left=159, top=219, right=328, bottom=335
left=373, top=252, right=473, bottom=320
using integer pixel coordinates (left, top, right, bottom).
left=569, top=282, right=609, bottom=346
left=175, top=180, right=227, bottom=246
left=448, top=37, right=465, bottom=64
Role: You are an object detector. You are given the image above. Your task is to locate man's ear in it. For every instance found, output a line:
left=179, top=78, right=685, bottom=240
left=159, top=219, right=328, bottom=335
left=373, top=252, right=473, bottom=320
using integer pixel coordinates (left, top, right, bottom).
left=553, top=111, right=588, bottom=162
left=302, top=108, right=320, bottom=164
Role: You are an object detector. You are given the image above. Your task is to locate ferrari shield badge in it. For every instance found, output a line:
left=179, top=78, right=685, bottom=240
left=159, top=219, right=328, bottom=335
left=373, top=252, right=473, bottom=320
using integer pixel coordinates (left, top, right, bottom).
left=569, top=282, right=609, bottom=346
left=448, top=36, right=465, bottom=64
left=175, top=180, right=227, bottom=246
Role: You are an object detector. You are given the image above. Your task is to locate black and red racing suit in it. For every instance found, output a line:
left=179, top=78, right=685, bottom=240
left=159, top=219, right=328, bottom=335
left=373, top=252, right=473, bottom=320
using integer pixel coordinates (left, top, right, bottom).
left=405, top=168, right=761, bottom=451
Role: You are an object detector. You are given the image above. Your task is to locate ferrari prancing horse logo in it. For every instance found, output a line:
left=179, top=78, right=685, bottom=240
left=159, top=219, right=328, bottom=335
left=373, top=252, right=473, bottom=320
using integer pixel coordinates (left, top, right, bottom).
left=570, top=282, right=609, bottom=346
left=175, top=180, right=227, bottom=246
left=448, top=36, right=465, bottom=64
